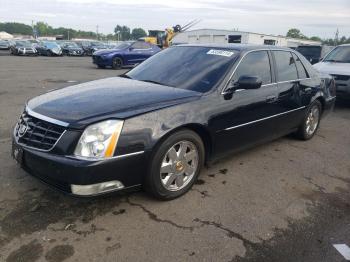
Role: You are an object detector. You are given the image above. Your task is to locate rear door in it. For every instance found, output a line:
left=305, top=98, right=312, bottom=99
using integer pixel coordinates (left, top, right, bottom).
left=272, top=50, right=309, bottom=135
left=213, top=50, right=280, bottom=155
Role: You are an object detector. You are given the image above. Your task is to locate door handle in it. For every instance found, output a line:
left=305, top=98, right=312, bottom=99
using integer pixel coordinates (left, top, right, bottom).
left=266, top=95, right=278, bottom=103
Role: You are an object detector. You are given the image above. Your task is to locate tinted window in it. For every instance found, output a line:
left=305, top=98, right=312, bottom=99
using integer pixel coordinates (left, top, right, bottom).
left=127, top=46, right=237, bottom=93
left=274, top=51, right=298, bottom=81
left=292, top=53, right=309, bottom=79
left=233, top=51, right=272, bottom=85
left=131, top=42, right=150, bottom=49
left=228, top=35, right=241, bottom=43
left=296, top=46, right=321, bottom=58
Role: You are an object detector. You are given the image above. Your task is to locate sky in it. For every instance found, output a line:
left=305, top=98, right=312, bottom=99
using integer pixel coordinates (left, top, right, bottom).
left=0, top=0, right=349, bottom=39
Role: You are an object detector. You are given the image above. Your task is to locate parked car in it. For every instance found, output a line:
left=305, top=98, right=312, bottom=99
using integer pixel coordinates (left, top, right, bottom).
left=36, top=41, right=62, bottom=56
left=83, top=41, right=107, bottom=56
left=296, top=45, right=334, bottom=64
left=313, top=44, right=350, bottom=99
left=12, top=44, right=335, bottom=199
left=10, top=40, right=38, bottom=56
left=61, top=42, right=84, bottom=56
left=0, top=40, right=10, bottom=50
left=92, top=41, right=161, bottom=69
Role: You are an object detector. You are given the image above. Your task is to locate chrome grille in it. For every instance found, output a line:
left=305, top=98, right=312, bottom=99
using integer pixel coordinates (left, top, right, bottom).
left=15, top=111, right=65, bottom=151
left=332, top=74, right=350, bottom=81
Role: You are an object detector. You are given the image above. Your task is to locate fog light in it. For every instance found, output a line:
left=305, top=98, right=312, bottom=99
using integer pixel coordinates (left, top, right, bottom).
left=71, top=180, right=124, bottom=196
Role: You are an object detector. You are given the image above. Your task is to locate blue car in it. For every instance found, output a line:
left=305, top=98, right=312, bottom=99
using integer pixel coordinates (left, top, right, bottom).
left=92, top=41, right=161, bottom=69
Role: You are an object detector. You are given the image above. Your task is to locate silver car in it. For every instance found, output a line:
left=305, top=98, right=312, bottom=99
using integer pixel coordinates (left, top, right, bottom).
left=313, top=44, right=350, bottom=99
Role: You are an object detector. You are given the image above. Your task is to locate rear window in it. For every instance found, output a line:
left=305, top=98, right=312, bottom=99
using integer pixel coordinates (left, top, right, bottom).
left=273, top=51, right=298, bottom=82
left=292, top=53, right=309, bottom=79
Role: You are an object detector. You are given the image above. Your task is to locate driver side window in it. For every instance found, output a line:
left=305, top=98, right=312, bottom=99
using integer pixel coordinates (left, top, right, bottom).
left=232, top=51, right=272, bottom=85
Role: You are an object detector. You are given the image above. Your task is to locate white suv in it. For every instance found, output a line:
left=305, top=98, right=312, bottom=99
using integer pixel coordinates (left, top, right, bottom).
left=313, top=44, right=350, bottom=99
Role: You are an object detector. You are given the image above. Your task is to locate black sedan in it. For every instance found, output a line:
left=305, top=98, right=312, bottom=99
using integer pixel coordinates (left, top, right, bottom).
left=10, top=41, right=37, bottom=56
left=36, top=41, right=62, bottom=56
left=61, top=42, right=84, bottom=56
left=12, top=44, right=336, bottom=199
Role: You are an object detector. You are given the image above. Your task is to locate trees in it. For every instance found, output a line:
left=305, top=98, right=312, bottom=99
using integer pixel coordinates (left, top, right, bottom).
left=114, top=25, right=131, bottom=41
left=0, top=22, right=32, bottom=35
left=131, top=28, right=147, bottom=40
left=286, top=28, right=307, bottom=39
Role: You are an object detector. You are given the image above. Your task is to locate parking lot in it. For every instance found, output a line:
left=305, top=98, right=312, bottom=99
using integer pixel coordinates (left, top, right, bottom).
left=0, top=54, right=350, bottom=262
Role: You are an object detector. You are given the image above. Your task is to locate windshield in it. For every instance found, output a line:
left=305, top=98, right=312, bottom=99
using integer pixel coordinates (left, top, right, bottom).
left=323, top=46, right=350, bottom=63
left=126, top=46, right=237, bottom=93
left=44, top=42, right=59, bottom=48
left=16, top=41, right=32, bottom=47
left=64, top=42, right=79, bottom=48
left=91, top=42, right=105, bottom=47
left=296, top=46, right=321, bottom=57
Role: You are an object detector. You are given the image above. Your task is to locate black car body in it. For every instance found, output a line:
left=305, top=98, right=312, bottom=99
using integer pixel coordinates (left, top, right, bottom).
left=10, top=40, right=38, bottom=56
left=36, top=41, right=62, bottom=56
left=12, top=44, right=336, bottom=199
left=82, top=41, right=107, bottom=56
left=61, top=42, right=84, bottom=56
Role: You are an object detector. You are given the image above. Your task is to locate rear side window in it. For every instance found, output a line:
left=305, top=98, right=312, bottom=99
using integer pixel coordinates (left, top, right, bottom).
left=292, top=53, right=309, bottom=79
left=131, top=42, right=150, bottom=49
left=274, top=51, right=298, bottom=82
left=233, top=51, right=272, bottom=85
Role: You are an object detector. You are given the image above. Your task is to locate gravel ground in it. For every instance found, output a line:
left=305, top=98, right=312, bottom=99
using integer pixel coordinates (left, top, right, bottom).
left=0, top=53, right=350, bottom=262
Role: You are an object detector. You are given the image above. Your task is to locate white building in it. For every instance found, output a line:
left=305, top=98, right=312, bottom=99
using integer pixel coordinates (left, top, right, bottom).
left=0, top=31, right=13, bottom=39
left=173, top=29, right=321, bottom=47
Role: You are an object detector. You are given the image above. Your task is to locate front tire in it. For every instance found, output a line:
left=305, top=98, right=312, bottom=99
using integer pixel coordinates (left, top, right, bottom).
left=112, top=57, right=123, bottom=69
left=145, top=129, right=205, bottom=200
left=296, top=101, right=321, bottom=140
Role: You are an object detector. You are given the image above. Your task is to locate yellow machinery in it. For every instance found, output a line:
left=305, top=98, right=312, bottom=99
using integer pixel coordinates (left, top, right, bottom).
left=140, top=20, right=200, bottom=48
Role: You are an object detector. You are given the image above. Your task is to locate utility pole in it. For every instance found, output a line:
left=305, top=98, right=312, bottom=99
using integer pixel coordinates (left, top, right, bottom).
left=334, top=28, right=339, bottom=46
left=67, top=29, right=70, bottom=40
left=96, top=25, right=98, bottom=40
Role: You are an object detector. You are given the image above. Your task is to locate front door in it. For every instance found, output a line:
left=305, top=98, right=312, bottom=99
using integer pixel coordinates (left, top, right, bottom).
left=212, top=50, right=280, bottom=156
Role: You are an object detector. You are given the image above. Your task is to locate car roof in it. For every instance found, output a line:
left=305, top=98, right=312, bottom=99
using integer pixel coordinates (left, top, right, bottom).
left=176, top=43, right=293, bottom=52
left=339, top=44, right=350, bottom=47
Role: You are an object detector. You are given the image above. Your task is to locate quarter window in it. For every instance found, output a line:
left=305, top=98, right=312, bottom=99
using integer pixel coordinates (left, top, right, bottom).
left=273, top=51, right=298, bottom=82
left=292, top=53, right=309, bottom=79
left=131, top=42, right=150, bottom=49
left=232, top=51, right=272, bottom=85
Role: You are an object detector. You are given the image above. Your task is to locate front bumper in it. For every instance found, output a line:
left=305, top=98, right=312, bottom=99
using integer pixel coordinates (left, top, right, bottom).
left=92, top=55, right=112, bottom=66
left=332, top=75, right=350, bottom=99
left=12, top=137, right=147, bottom=196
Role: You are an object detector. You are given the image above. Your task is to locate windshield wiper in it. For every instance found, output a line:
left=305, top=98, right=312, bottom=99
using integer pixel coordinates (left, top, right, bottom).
left=120, top=74, right=133, bottom=79
left=324, top=59, right=344, bottom=63
left=140, top=79, right=165, bottom=86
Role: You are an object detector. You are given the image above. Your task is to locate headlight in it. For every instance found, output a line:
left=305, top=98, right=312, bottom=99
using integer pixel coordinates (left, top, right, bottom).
left=74, top=120, right=124, bottom=159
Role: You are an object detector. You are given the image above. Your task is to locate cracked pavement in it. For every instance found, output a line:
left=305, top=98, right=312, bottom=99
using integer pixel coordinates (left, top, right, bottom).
left=0, top=53, right=350, bottom=262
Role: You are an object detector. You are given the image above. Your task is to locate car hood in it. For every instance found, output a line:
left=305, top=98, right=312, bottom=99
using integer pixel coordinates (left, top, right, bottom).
left=313, top=61, right=350, bottom=76
left=27, top=77, right=201, bottom=128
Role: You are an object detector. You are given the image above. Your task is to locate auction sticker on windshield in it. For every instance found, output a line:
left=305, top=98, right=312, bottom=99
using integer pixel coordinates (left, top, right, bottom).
left=207, top=49, right=234, bottom=57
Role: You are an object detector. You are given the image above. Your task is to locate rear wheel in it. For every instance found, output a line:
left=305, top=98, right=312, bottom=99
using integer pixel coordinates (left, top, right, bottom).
left=145, top=129, right=205, bottom=200
left=296, top=101, right=321, bottom=140
left=112, top=57, right=123, bottom=69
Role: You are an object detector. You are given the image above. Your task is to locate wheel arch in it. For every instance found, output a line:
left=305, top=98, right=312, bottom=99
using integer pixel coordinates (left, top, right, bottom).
left=151, top=123, right=213, bottom=164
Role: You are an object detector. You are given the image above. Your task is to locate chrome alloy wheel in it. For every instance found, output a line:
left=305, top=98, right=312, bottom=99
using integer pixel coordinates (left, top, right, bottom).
left=305, top=106, right=320, bottom=136
left=160, top=141, right=199, bottom=191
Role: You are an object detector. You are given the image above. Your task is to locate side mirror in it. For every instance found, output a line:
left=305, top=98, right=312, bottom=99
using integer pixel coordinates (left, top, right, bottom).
left=233, top=75, right=262, bottom=90
left=129, top=47, right=134, bottom=51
